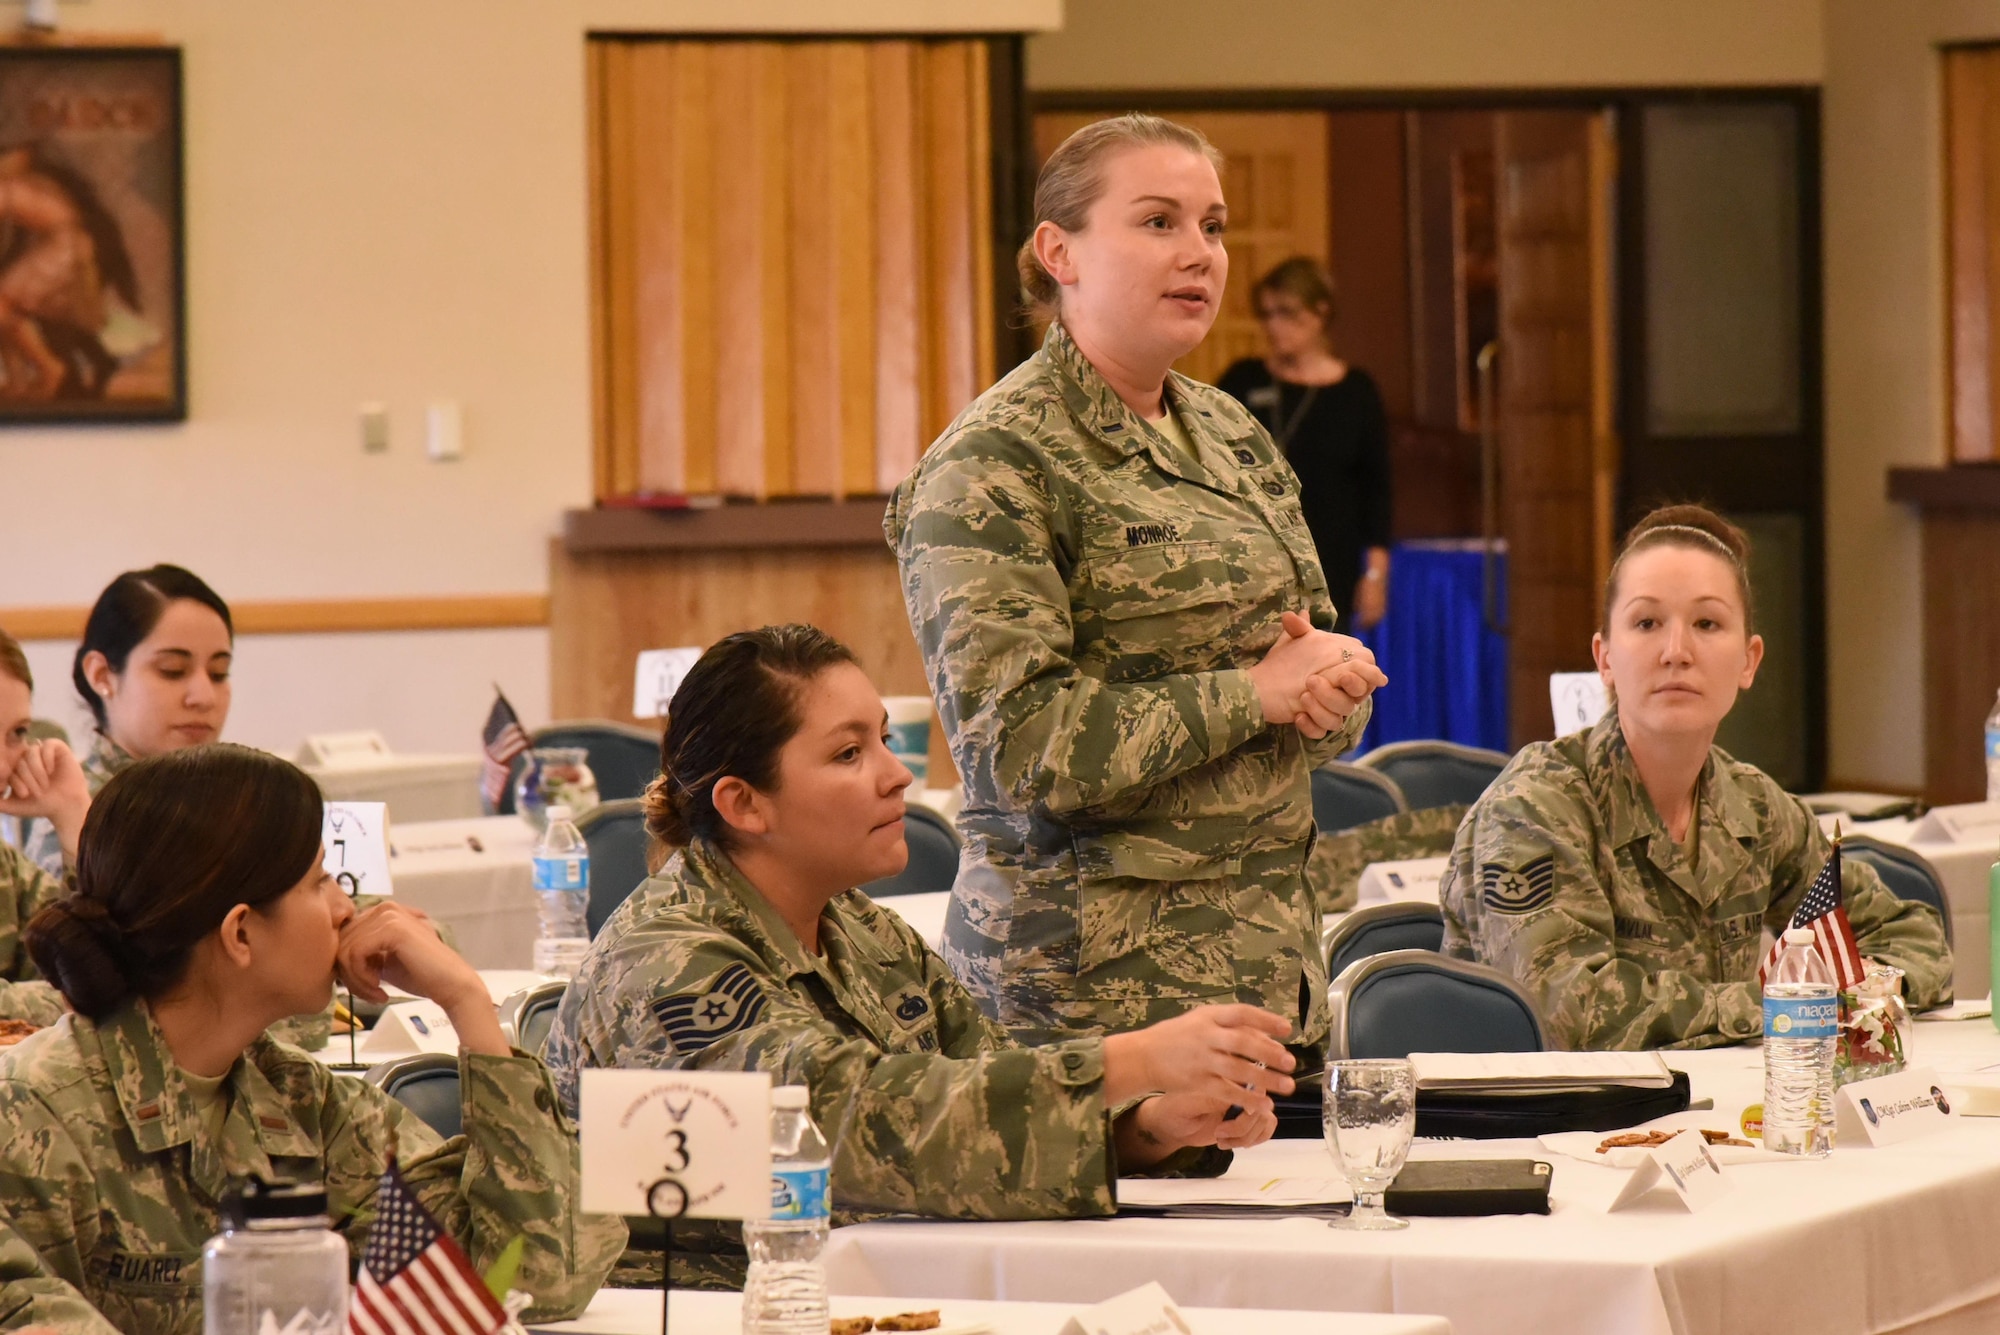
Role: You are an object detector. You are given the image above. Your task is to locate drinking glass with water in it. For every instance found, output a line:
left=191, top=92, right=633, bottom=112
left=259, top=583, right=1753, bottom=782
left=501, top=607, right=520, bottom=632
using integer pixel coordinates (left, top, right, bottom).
left=1323, top=1058, right=1416, bottom=1231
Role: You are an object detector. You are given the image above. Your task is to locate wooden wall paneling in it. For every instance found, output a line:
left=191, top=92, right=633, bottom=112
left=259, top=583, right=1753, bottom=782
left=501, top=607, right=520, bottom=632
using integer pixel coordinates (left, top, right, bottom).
left=1947, top=49, right=1998, bottom=464
left=872, top=42, right=924, bottom=488
left=591, top=42, right=641, bottom=501
left=632, top=41, right=686, bottom=495
left=711, top=44, right=769, bottom=497
left=788, top=43, right=841, bottom=496
left=969, top=42, right=997, bottom=393
left=674, top=45, right=718, bottom=495
left=920, top=42, right=979, bottom=442
left=756, top=44, right=794, bottom=498
left=1921, top=512, right=2000, bottom=802
left=830, top=43, right=879, bottom=498
left=1325, top=111, right=1413, bottom=421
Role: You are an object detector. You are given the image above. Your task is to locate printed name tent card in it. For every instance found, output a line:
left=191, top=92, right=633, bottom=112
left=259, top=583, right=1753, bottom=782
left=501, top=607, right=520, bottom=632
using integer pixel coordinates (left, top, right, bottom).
left=1836, top=1067, right=1959, bottom=1146
left=1057, top=1282, right=1191, bottom=1335
left=1550, top=672, right=1609, bottom=739
left=1609, top=1130, right=1731, bottom=1212
left=633, top=647, right=705, bottom=721
left=357, top=1000, right=459, bottom=1057
left=322, top=802, right=392, bottom=900
left=579, top=1069, right=772, bottom=1221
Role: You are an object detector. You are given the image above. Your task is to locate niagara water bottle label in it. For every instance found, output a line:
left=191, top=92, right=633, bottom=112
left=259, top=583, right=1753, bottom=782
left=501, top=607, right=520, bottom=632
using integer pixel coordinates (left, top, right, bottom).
left=1764, top=995, right=1837, bottom=1039
left=533, top=855, right=588, bottom=891
left=769, top=1166, right=829, bottom=1221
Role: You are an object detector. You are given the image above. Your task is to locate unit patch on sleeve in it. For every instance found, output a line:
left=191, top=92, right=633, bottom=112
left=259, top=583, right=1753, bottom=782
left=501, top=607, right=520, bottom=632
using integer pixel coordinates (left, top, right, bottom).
left=651, top=962, right=768, bottom=1054
left=1480, top=854, right=1556, bottom=916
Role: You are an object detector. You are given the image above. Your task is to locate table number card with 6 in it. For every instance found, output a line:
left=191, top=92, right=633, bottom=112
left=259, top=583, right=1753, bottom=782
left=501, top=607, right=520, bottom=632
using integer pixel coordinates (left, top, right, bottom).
left=322, top=801, right=392, bottom=899
left=579, top=1069, right=772, bottom=1221
left=1609, top=1129, right=1731, bottom=1213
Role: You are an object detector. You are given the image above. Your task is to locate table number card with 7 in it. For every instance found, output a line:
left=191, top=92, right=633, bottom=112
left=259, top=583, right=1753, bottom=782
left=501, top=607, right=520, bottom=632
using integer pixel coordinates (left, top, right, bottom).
left=322, top=801, right=392, bottom=899
left=579, top=1069, right=772, bottom=1221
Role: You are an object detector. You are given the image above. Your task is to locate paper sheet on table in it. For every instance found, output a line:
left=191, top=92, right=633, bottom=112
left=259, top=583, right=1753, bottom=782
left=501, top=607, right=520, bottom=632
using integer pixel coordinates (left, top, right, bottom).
left=1540, top=1112, right=1792, bottom=1168
left=1411, top=1050, right=1674, bottom=1093
left=1115, top=1175, right=1351, bottom=1209
left=1919, top=996, right=1994, bottom=1022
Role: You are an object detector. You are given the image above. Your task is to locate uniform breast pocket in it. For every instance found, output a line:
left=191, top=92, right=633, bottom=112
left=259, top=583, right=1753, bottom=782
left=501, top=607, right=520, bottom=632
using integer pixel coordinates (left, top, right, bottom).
left=88, top=1245, right=201, bottom=1334
left=1080, top=541, right=1241, bottom=673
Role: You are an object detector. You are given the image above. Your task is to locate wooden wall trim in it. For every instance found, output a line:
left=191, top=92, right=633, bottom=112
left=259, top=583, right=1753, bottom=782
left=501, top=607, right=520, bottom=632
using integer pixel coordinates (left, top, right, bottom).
left=564, top=500, right=891, bottom=553
left=2, top=595, right=549, bottom=642
left=1888, top=465, right=2000, bottom=511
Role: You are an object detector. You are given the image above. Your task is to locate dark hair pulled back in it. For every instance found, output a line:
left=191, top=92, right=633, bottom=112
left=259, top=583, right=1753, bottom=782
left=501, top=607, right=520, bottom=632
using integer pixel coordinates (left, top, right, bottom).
left=73, top=564, right=233, bottom=729
left=1602, top=503, right=1756, bottom=633
left=0, top=626, right=30, bottom=691
left=26, top=743, right=323, bottom=1019
left=643, top=625, right=859, bottom=850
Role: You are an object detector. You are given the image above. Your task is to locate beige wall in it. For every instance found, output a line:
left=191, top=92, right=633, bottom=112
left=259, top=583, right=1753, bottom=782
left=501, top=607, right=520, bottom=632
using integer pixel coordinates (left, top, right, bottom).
left=1029, top=0, right=1822, bottom=90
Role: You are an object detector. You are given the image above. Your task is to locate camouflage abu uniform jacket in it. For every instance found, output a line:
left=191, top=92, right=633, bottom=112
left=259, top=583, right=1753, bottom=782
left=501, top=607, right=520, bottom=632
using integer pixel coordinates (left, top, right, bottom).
left=22, top=733, right=129, bottom=879
left=0, top=1211, right=116, bottom=1334
left=0, top=1001, right=625, bottom=1334
left=1440, top=710, right=1953, bottom=1050
left=542, top=839, right=1224, bottom=1288
left=0, top=844, right=66, bottom=1025
left=886, top=322, right=1369, bottom=1044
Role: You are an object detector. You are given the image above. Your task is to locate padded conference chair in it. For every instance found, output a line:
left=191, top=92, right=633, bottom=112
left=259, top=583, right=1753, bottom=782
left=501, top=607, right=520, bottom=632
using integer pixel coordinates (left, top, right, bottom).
left=862, top=803, right=961, bottom=898
left=1358, top=740, right=1509, bottom=811
left=1844, top=835, right=1954, bottom=947
left=1324, top=902, right=1446, bottom=980
left=577, top=798, right=651, bottom=936
left=363, top=1052, right=462, bottom=1139
left=496, top=719, right=663, bottom=814
left=1327, top=949, right=1547, bottom=1060
left=1310, top=761, right=1408, bottom=834
left=499, top=978, right=569, bottom=1059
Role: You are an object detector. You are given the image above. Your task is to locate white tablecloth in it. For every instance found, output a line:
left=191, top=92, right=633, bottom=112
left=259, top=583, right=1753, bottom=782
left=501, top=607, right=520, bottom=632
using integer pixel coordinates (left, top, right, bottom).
left=1838, top=814, right=1996, bottom=998
left=388, top=816, right=541, bottom=968
left=820, top=1020, right=2000, bottom=1335
left=305, top=753, right=485, bottom=823
left=526, top=1288, right=1451, bottom=1334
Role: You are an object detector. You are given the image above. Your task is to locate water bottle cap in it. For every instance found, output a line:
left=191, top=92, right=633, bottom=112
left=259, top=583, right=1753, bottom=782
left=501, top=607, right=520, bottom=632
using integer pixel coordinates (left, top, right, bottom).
left=1783, top=927, right=1816, bottom=945
left=221, top=1176, right=329, bottom=1229
left=546, top=804, right=572, bottom=822
left=773, top=1085, right=809, bottom=1110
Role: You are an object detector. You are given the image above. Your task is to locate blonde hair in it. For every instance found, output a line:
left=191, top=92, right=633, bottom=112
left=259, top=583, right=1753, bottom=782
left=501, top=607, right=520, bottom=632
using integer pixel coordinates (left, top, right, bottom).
left=1016, top=113, right=1224, bottom=319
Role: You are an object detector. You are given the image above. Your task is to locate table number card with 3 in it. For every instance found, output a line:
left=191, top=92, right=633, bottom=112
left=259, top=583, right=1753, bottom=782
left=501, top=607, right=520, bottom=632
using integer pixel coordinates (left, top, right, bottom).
left=322, top=801, right=392, bottom=899
left=579, top=1069, right=772, bottom=1221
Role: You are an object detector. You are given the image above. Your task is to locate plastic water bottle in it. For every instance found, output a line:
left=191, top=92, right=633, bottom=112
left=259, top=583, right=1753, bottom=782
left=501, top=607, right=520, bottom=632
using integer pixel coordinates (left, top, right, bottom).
left=532, top=804, right=590, bottom=978
left=1984, top=688, right=2000, bottom=802
left=203, top=1177, right=347, bottom=1334
left=1763, top=927, right=1838, bottom=1157
left=742, top=1085, right=830, bottom=1335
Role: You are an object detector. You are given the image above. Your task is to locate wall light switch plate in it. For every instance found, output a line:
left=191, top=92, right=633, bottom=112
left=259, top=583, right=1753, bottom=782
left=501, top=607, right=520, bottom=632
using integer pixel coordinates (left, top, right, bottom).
left=426, top=400, right=463, bottom=461
left=359, top=402, right=389, bottom=453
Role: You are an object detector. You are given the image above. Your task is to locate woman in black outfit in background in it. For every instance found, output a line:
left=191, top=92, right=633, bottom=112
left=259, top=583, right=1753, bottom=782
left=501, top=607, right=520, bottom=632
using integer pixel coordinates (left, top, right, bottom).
left=1219, top=257, right=1392, bottom=633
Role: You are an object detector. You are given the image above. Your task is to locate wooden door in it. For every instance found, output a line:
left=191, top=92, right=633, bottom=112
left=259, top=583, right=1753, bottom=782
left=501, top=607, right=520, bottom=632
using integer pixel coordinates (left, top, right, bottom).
left=1032, top=111, right=1330, bottom=386
left=1493, top=110, right=1617, bottom=747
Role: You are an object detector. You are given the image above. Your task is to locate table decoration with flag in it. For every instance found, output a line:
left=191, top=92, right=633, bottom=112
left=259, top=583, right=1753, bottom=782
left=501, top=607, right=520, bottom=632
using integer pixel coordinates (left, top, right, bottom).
left=1758, top=834, right=1866, bottom=990
left=479, top=687, right=530, bottom=810
left=346, top=1162, right=508, bottom=1335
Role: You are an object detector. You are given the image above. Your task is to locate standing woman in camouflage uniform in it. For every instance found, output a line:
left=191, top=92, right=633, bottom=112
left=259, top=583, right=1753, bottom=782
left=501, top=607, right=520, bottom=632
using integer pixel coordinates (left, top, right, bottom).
left=1441, top=505, right=1950, bottom=1050
left=0, top=745, right=623, bottom=1333
left=0, top=628, right=87, bottom=1024
left=887, top=115, right=1386, bottom=1045
left=545, top=626, right=1296, bottom=1286
left=23, top=564, right=233, bottom=877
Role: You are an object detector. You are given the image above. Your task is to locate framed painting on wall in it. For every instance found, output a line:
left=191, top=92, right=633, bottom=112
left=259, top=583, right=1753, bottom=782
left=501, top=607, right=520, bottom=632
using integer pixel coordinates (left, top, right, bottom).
left=0, top=46, right=183, bottom=422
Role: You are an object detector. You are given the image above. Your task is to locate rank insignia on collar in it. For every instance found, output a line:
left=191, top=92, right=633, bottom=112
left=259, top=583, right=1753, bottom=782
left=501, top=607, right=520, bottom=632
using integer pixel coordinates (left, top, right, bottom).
left=1480, top=854, right=1556, bottom=916
left=652, top=962, right=768, bottom=1054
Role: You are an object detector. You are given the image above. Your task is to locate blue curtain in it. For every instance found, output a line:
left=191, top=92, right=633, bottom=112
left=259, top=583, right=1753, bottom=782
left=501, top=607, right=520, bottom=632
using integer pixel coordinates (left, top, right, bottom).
left=1352, top=540, right=1509, bottom=755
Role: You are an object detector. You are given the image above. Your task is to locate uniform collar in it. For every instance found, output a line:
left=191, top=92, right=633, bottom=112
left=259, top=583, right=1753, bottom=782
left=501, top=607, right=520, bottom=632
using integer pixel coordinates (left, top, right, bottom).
left=93, top=1001, right=320, bottom=1199
left=1588, top=706, right=1760, bottom=904
left=680, top=841, right=899, bottom=983
left=1042, top=322, right=1227, bottom=490
left=85, top=731, right=136, bottom=786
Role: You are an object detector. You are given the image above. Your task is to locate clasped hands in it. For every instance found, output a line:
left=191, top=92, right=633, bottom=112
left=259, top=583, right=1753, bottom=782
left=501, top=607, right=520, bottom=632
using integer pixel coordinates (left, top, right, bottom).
left=0, top=738, right=92, bottom=863
left=1247, top=610, right=1389, bottom=740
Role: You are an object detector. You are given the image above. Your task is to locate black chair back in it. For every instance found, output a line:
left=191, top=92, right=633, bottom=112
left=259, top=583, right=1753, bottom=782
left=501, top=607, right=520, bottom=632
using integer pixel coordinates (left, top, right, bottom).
left=1329, top=950, right=1546, bottom=1059
left=1325, top=902, right=1445, bottom=979
left=1359, top=741, right=1509, bottom=811
left=1844, top=836, right=1954, bottom=945
left=1310, top=762, right=1408, bottom=834
left=364, top=1053, right=463, bottom=1138
left=861, top=803, right=961, bottom=898
left=577, top=798, right=651, bottom=936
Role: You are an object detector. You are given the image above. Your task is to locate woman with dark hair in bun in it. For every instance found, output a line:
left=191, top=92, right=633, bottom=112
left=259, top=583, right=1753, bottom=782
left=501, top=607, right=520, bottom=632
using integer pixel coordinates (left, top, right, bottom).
left=22, top=563, right=232, bottom=877
left=543, top=624, right=1297, bottom=1288
left=0, top=744, right=623, bottom=1334
left=1441, top=504, right=1952, bottom=1051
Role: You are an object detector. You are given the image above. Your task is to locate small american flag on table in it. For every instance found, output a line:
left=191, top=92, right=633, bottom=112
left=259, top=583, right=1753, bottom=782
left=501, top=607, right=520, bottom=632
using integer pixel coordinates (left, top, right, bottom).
left=346, top=1163, right=506, bottom=1335
left=479, top=688, right=531, bottom=810
left=1758, top=837, right=1866, bottom=991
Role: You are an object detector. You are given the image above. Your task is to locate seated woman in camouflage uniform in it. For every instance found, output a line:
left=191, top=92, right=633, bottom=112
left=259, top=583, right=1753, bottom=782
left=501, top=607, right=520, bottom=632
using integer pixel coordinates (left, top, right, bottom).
left=0, top=627, right=88, bottom=1026
left=543, top=625, right=1297, bottom=1287
left=0, top=744, right=624, bottom=1334
left=22, top=564, right=233, bottom=878
left=1442, top=505, right=1951, bottom=1050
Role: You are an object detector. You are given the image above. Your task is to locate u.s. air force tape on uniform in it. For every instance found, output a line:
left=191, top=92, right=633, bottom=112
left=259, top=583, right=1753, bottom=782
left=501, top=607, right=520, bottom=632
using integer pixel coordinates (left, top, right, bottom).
left=1480, top=853, right=1556, bottom=915
left=652, top=962, right=767, bottom=1055
left=578, top=1069, right=774, bottom=1220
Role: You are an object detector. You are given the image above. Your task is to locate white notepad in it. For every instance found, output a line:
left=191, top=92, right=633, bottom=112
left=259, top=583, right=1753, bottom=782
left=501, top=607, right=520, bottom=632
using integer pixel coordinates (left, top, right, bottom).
left=1409, top=1050, right=1675, bottom=1094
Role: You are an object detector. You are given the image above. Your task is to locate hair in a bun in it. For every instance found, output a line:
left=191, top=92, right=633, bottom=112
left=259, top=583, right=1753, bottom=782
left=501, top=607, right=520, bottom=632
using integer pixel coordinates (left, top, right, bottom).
left=1601, top=502, right=1755, bottom=633
left=25, top=743, right=323, bottom=1019
left=642, top=625, right=861, bottom=853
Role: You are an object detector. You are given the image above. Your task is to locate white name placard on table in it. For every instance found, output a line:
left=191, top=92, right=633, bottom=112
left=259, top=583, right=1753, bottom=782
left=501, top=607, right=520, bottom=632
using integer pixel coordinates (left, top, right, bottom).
left=1910, top=800, right=2000, bottom=847
left=1837, top=1067, right=1960, bottom=1146
left=1550, top=672, right=1609, bottom=738
left=1058, top=1281, right=1190, bottom=1335
left=358, top=1000, right=459, bottom=1057
left=1357, top=856, right=1448, bottom=904
left=323, top=801, right=393, bottom=899
left=579, top=1069, right=771, bottom=1221
left=1609, top=1129, right=1731, bottom=1212
left=633, top=647, right=704, bottom=720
